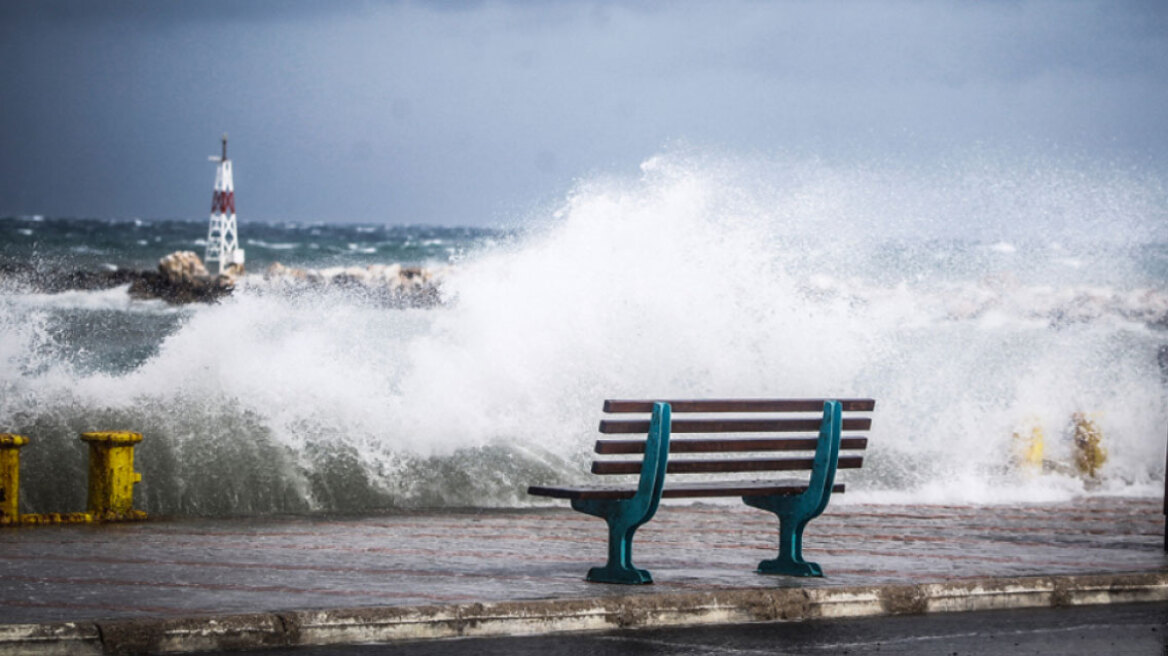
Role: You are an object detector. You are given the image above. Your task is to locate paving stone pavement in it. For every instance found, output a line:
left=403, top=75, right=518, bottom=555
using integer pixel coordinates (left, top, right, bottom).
left=0, top=497, right=1164, bottom=625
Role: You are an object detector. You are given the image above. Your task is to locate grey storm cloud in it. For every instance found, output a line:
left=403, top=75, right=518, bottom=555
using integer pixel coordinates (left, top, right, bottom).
left=1, top=0, right=1166, bottom=225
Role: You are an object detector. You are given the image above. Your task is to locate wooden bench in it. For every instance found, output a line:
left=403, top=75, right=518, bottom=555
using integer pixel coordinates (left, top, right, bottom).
left=528, top=398, right=875, bottom=584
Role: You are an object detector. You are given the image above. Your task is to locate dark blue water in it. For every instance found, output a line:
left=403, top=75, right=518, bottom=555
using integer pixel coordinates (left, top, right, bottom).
left=0, top=215, right=505, bottom=272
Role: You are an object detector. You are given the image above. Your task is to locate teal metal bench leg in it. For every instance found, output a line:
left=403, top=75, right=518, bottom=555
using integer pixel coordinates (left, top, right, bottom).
left=743, top=400, right=842, bottom=578
left=570, top=402, right=671, bottom=585
left=570, top=503, right=653, bottom=584
left=742, top=496, right=822, bottom=576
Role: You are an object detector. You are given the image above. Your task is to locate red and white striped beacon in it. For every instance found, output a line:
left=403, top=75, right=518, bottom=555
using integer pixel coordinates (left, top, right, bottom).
left=205, top=133, right=244, bottom=275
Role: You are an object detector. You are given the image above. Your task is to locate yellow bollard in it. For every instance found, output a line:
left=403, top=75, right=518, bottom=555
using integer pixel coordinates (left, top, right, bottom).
left=79, top=431, right=146, bottom=520
left=1070, top=412, right=1107, bottom=478
left=0, top=434, right=29, bottom=524
left=1010, top=420, right=1044, bottom=474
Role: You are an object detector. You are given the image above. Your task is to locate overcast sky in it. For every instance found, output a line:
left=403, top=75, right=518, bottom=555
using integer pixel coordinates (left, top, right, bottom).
left=1, top=0, right=1166, bottom=225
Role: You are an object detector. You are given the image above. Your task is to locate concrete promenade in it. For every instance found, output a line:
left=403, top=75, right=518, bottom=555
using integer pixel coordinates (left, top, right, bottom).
left=1, top=497, right=1165, bottom=653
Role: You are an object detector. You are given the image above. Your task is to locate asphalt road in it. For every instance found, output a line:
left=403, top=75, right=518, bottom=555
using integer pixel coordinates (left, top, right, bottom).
left=225, top=602, right=1168, bottom=655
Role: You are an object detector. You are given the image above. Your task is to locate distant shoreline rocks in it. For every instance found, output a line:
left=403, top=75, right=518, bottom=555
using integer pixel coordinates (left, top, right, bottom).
left=258, top=261, right=443, bottom=307
left=0, top=251, right=444, bottom=307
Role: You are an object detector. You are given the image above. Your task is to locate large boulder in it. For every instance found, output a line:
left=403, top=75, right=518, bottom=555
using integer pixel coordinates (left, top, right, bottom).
left=158, top=251, right=210, bottom=283
left=127, top=251, right=234, bottom=304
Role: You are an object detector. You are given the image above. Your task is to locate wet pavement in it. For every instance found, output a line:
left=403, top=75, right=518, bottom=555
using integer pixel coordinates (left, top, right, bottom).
left=1, top=497, right=1164, bottom=624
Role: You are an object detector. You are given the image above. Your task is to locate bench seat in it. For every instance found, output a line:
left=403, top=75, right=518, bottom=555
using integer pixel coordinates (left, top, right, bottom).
left=528, top=480, right=846, bottom=500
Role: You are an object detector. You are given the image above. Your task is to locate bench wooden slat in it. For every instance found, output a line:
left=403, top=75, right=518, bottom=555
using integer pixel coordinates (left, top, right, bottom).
left=592, top=455, right=864, bottom=475
left=599, top=417, right=872, bottom=434
left=595, top=436, right=869, bottom=454
left=528, top=480, right=847, bottom=500
left=603, top=399, right=876, bottom=413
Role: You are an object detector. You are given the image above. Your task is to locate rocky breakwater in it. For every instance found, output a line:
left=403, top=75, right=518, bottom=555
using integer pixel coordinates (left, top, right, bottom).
left=0, top=251, right=236, bottom=305
left=0, top=261, right=143, bottom=293
left=0, top=252, right=444, bottom=307
left=126, top=251, right=237, bottom=304
left=260, top=262, right=443, bottom=307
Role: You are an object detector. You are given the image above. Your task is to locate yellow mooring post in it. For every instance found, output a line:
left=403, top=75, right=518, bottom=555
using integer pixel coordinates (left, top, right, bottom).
left=1010, top=419, right=1045, bottom=474
left=0, top=434, right=29, bottom=524
left=1070, top=413, right=1107, bottom=479
left=79, top=431, right=147, bottom=520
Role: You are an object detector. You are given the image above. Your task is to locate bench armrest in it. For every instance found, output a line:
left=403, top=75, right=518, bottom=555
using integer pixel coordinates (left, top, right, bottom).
left=806, top=400, right=843, bottom=519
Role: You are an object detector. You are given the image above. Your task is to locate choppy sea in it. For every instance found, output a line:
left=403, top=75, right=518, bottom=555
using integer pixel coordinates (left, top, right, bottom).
left=2, top=153, right=1166, bottom=516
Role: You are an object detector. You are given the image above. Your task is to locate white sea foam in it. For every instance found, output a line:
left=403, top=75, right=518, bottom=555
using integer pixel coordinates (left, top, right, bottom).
left=2, top=285, right=171, bottom=313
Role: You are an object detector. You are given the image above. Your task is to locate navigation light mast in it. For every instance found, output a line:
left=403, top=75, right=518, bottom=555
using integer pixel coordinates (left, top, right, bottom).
left=205, top=133, right=244, bottom=275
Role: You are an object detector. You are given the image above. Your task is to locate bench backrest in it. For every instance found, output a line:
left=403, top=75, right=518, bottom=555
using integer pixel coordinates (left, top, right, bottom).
left=593, top=398, right=874, bottom=484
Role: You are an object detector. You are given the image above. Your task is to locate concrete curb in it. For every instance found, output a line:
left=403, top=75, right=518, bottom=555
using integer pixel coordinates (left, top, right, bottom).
left=2, top=572, right=1165, bottom=654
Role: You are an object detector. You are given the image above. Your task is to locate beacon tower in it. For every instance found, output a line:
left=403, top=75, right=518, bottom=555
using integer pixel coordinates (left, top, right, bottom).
left=205, top=134, right=244, bottom=275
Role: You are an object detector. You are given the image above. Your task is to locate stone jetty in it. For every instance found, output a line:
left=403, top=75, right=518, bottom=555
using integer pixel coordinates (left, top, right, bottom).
left=0, top=252, right=444, bottom=307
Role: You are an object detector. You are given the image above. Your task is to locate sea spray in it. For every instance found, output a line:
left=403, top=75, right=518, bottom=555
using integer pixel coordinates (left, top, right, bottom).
left=1, top=151, right=1165, bottom=515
